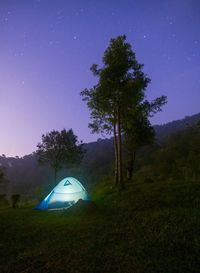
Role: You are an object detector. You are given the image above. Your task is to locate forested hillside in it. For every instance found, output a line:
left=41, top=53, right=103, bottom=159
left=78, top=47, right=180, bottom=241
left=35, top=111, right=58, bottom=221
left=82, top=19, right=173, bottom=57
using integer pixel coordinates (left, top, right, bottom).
left=154, top=112, right=200, bottom=141
left=0, top=112, right=199, bottom=198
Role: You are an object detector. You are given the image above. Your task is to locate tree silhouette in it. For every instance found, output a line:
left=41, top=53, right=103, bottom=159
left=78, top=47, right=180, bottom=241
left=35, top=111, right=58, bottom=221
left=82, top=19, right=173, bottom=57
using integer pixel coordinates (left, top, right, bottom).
left=36, top=129, right=83, bottom=185
left=0, top=168, right=4, bottom=184
left=81, top=35, right=166, bottom=189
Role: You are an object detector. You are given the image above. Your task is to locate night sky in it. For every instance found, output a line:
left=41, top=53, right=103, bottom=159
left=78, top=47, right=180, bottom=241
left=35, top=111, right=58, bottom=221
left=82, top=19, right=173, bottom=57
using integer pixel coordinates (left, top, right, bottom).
left=0, top=0, right=200, bottom=157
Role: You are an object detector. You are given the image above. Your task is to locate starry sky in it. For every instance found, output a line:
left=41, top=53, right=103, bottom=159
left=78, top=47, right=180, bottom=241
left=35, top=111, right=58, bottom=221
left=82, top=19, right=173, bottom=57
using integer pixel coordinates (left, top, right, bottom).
left=0, top=0, right=200, bottom=157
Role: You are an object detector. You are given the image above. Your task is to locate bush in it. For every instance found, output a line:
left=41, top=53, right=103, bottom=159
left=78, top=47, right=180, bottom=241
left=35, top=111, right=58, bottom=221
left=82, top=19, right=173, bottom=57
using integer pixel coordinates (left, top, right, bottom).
left=144, top=177, right=154, bottom=183
left=0, top=194, right=9, bottom=207
left=11, top=194, right=20, bottom=209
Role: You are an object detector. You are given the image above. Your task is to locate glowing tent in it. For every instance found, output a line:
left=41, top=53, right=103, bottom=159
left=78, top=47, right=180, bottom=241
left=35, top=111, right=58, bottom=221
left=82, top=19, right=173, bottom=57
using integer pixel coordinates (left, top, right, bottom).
left=35, top=177, right=90, bottom=210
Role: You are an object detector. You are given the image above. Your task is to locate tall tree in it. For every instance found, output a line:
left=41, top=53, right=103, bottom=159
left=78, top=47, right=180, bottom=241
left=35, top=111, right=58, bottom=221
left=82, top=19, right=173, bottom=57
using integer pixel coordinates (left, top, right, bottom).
left=81, top=35, right=166, bottom=189
left=36, top=129, right=83, bottom=185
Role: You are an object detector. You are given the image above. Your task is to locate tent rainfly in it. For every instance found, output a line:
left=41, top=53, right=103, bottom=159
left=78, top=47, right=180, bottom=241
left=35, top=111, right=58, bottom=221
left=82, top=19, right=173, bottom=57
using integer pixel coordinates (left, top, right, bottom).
left=35, top=177, right=90, bottom=210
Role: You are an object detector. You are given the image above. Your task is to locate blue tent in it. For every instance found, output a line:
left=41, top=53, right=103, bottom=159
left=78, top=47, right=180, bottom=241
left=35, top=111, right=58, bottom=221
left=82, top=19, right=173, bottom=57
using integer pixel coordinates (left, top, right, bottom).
left=35, top=177, right=90, bottom=210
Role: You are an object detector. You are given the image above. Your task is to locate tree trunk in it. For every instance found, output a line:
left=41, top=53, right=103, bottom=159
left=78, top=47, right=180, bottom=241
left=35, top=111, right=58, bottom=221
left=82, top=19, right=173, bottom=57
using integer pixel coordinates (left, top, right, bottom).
left=132, top=149, right=136, bottom=176
left=54, top=168, right=58, bottom=185
left=117, top=106, right=123, bottom=189
left=127, top=150, right=136, bottom=180
left=113, top=122, right=118, bottom=187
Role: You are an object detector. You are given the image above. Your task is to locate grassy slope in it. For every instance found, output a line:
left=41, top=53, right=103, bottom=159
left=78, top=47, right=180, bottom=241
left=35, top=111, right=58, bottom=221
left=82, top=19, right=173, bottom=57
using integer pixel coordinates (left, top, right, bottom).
left=0, top=179, right=200, bottom=273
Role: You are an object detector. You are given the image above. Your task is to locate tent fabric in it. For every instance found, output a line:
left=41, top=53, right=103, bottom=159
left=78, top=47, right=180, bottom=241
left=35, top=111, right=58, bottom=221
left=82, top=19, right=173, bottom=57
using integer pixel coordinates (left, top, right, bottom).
left=35, top=177, right=90, bottom=210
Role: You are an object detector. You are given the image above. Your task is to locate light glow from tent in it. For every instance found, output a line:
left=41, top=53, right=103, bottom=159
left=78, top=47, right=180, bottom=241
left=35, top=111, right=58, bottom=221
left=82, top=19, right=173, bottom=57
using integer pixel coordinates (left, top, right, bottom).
left=35, top=177, right=89, bottom=210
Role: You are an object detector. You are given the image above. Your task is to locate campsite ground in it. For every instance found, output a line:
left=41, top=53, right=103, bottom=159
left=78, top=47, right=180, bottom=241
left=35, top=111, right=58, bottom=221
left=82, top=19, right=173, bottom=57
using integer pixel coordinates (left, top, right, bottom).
left=0, top=178, right=200, bottom=273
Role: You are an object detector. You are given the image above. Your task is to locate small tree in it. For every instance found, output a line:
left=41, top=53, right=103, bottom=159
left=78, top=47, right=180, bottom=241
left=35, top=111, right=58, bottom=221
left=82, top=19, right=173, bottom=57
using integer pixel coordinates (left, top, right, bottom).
left=36, top=129, right=83, bottom=185
left=11, top=194, right=20, bottom=209
left=0, top=168, right=4, bottom=183
left=0, top=167, right=9, bottom=186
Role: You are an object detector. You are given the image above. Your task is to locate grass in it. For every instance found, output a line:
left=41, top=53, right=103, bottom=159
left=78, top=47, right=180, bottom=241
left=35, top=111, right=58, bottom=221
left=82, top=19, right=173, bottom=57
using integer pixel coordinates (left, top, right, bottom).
left=0, top=178, right=200, bottom=273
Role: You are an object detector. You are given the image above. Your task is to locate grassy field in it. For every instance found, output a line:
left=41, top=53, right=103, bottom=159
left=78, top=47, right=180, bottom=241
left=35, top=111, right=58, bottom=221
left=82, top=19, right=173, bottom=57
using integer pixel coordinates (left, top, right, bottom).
left=0, top=178, right=200, bottom=273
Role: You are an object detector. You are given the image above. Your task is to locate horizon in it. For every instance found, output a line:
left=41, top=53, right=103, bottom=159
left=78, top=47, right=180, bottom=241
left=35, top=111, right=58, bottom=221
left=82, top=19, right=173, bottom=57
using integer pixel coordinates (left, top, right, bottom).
left=0, top=0, right=200, bottom=157
left=1, top=111, right=199, bottom=158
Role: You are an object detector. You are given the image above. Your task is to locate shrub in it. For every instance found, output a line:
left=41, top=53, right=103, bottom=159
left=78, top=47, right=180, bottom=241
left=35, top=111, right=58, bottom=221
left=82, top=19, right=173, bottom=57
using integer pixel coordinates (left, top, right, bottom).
left=0, top=194, right=9, bottom=207
left=11, top=194, right=20, bottom=209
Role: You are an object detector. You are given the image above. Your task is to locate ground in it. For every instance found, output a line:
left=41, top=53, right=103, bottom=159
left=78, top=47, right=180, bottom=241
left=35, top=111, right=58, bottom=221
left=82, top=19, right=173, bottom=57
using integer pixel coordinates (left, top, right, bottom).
left=0, top=178, right=200, bottom=273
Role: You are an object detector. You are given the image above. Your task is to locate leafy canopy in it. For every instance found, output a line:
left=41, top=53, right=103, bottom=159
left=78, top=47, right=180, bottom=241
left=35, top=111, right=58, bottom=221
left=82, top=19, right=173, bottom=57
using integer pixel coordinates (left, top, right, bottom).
left=36, top=129, right=83, bottom=172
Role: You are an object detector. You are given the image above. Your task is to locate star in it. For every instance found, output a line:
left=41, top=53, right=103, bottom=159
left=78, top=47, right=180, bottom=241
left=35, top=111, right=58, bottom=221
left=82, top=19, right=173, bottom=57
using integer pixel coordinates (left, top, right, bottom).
left=73, top=36, right=77, bottom=40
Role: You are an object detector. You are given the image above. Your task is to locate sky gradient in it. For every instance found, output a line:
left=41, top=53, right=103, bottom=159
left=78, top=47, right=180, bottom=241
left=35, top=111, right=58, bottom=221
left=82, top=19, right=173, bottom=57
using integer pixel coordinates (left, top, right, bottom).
left=0, top=0, right=200, bottom=157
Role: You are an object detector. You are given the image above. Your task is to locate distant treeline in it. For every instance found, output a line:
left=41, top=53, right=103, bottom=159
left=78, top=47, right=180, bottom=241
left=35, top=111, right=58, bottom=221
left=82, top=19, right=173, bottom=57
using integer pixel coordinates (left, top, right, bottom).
left=0, top=112, right=199, bottom=199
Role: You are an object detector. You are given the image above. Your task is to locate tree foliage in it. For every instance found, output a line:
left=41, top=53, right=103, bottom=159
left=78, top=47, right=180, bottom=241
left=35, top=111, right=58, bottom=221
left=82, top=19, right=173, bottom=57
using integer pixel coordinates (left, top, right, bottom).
left=135, top=124, right=200, bottom=182
left=81, top=35, right=166, bottom=189
left=36, top=129, right=83, bottom=184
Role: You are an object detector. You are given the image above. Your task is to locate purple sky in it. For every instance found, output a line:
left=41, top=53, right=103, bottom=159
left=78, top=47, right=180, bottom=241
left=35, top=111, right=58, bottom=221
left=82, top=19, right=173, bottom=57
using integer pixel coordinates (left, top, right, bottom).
left=0, top=0, right=200, bottom=157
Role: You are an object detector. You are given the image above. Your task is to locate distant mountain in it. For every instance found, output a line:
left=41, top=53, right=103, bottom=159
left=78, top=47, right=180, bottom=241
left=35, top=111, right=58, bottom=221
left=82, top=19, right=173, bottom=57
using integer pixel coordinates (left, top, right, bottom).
left=0, top=112, right=199, bottom=196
